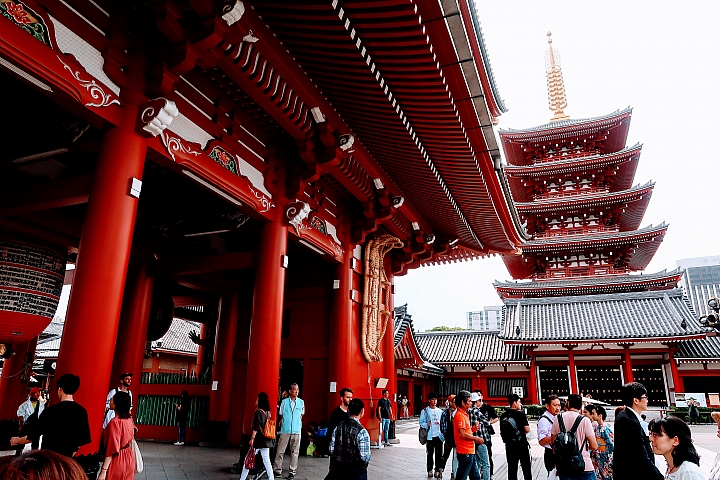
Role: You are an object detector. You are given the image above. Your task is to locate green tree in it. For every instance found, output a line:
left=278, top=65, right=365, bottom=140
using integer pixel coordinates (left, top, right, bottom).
left=426, top=326, right=465, bottom=332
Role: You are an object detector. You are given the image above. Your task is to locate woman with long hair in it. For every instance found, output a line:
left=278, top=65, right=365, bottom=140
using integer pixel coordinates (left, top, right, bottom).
left=99, top=391, right=135, bottom=480
left=175, top=390, right=191, bottom=445
left=239, top=392, right=275, bottom=480
left=588, top=405, right=613, bottom=480
left=649, top=416, right=704, bottom=480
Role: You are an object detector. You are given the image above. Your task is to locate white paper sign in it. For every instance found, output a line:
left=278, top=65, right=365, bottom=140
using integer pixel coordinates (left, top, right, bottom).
left=330, top=382, right=337, bottom=393
left=212, top=380, right=218, bottom=391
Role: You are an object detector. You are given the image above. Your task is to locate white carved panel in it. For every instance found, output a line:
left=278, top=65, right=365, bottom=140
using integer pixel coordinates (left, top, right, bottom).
left=169, top=113, right=214, bottom=149
left=237, top=157, right=272, bottom=198
left=49, top=15, right=120, bottom=95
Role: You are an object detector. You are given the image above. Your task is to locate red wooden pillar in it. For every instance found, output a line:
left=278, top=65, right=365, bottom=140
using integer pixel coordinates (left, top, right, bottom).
left=53, top=104, right=147, bottom=453
left=528, top=355, right=539, bottom=404
left=111, top=263, right=154, bottom=395
left=622, top=345, right=634, bottom=383
left=384, top=273, right=396, bottom=414
left=195, top=324, right=207, bottom=376
left=209, top=294, right=239, bottom=422
left=329, top=230, right=354, bottom=413
left=0, top=338, right=37, bottom=420
left=669, top=350, right=685, bottom=393
left=243, top=208, right=287, bottom=431
left=566, top=346, right=578, bottom=394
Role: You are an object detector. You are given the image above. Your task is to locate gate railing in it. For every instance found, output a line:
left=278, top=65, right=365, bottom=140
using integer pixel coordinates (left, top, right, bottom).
left=141, top=371, right=211, bottom=385
left=135, top=395, right=209, bottom=427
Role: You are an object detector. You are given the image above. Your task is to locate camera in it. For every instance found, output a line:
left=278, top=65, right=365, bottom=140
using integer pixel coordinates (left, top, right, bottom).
left=700, top=297, right=720, bottom=336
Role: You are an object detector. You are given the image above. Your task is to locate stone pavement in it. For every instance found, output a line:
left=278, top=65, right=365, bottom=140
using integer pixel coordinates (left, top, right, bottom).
left=134, top=420, right=720, bottom=480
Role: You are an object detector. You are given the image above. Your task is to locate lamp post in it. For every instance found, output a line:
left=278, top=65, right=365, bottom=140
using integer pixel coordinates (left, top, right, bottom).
left=698, top=297, right=720, bottom=336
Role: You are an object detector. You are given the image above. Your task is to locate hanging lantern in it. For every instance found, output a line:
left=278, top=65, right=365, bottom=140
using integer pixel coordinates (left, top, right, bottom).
left=0, top=238, right=67, bottom=343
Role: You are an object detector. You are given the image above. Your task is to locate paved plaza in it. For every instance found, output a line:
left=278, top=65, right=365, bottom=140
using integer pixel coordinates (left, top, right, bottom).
left=135, top=420, right=720, bottom=480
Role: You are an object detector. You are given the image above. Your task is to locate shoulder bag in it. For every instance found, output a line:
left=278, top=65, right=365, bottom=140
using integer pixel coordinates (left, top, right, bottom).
left=260, top=409, right=276, bottom=439
left=418, top=407, right=429, bottom=445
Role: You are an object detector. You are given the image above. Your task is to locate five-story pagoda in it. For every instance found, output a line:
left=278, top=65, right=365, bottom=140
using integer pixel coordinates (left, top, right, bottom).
left=493, top=33, right=702, bottom=406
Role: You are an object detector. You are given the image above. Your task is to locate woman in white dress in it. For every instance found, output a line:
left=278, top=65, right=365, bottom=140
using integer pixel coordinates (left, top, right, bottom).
left=649, top=416, right=705, bottom=480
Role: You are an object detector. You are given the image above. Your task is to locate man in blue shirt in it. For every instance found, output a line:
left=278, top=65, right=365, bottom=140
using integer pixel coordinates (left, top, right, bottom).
left=330, top=398, right=371, bottom=480
left=274, top=383, right=305, bottom=480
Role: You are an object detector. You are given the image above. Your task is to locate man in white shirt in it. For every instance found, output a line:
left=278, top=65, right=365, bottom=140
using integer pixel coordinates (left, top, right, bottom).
left=538, top=394, right=560, bottom=475
left=103, top=373, right=133, bottom=429
left=420, top=392, right=444, bottom=478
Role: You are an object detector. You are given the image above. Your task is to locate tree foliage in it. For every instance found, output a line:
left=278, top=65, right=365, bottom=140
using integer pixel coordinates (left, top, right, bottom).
left=426, top=326, right=465, bottom=332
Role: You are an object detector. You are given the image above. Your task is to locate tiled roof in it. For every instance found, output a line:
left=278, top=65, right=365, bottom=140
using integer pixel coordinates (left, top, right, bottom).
left=676, top=336, right=720, bottom=360
left=466, top=0, right=507, bottom=113
left=504, top=143, right=641, bottom=175
left=500, top=288, right=703, bottom=343
left=152, top=319, right=200, bottom=354
left=41, top=321, right=64, bottom=336
left=500, top=107, right=633, bottom=134
left=521, top=223, right=666, bottom=249
left=35, top=338, right=61, bottom=358
left=394, top=304, right=412, bottom=347
left=415, top=330, right=529, bottom=364
left=494, top=269, right=682, bottom=292
left=515, top=181, right=654, bottom=212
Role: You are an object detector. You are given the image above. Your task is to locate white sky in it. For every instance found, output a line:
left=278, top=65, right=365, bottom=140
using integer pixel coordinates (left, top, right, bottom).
left=395, top=0, right=720, bottom=331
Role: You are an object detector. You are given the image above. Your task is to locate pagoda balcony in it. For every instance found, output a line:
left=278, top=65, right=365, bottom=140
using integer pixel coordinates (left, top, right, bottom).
left=534, top=186, right=610, bottom=201
left=531, top=266, right=629, bottom=280
left=533, top=225, right=617, bottom=238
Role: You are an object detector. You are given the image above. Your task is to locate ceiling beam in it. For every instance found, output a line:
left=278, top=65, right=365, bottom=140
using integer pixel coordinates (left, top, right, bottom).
left=0, top=174, right=93, bottom=217
left=154, top=251, right=256, bottom=277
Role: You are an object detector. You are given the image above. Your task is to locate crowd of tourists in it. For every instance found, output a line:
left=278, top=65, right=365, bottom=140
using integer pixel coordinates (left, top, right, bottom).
left=414, top=381, right=712, bottom=480
left=3, top=376, right=720, bottom=480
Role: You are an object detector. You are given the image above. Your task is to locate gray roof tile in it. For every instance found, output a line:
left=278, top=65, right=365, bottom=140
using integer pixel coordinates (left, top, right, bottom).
left=500, top=288, right=702, bottom=342
left=415, top=331, right=528, bottom=364
left=677, top=336, right=720, bottom=359
left=500, top=107, right=633, bottom=134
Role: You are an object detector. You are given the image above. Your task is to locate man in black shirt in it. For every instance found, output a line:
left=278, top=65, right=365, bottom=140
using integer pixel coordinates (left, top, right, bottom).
left=11, top=373, right=91, bottom=457
left=474, top=390, right=498, bottom=477
left=500, top=393, right=531, bottom=480
left=376, top=389, right=393, bottom=447
left=325, top=387, right=353, bottom=480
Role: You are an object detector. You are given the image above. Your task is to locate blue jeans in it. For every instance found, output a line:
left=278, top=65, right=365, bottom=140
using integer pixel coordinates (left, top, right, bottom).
left=380, top=418, right=390, bottom=443
left=178, top=420, right=187, bottom=443
left=475, top=443, right=490, bottom=480
left=559, top=471, right=597, bottom=480
left=456, top=453, right=481, bottom=480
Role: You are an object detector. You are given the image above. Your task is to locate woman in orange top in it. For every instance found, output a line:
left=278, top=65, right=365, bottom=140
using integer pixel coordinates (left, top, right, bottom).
left=453, top=391, right=484, bottom=480
left=99, top=391, right=136, bottom=480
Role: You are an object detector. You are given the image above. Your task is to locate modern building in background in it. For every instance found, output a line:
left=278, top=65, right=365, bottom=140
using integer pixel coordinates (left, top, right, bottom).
left=467, top=306, right=503, bottom=331
left=677, top=256, right=720, bottom=316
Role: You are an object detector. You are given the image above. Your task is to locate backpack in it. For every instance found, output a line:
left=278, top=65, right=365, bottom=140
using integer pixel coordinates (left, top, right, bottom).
left=500, top=412, right=524, bottom=444
left=553, top=412, right=587, bottom=476
left=258, top=409, right=276, bottom=439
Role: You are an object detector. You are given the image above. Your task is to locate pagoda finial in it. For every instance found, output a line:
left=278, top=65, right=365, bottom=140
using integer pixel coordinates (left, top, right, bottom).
left=545, top=32, right=570, bottom=122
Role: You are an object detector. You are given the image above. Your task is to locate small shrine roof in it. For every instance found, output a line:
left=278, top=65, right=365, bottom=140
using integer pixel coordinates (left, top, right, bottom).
left=415, top=330, right=529, bottom=364
left=394, top=305, right=444, bottom=374
left=500, top=288, right=703, bottom=344
left=676, top=336, right=720, bottom=361
left=500, top=107, right=633, bottom=136
left=151, top=319, right=200, bottom=354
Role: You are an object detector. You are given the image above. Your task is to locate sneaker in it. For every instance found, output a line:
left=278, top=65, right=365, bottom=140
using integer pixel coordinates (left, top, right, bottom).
left=287, top=474, right=295, bottom=480
left=435, top=471, right=443, bottom=479
left=428, top=471, right=434, bottom=478
left=173, top=441, right=184, bottom=445
left=383, top=442, right=392, bottom=446
left=273, top=471, right=282, bottom=477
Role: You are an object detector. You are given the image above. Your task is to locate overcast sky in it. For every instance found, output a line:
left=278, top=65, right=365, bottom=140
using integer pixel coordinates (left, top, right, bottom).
left=395, top=0, right=720, bottom=331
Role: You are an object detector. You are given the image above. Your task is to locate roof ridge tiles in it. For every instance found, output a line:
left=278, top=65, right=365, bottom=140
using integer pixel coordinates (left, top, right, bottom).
left=503, top=287, right=686, bottom=305
left=499, top=107, right=633, bottom=134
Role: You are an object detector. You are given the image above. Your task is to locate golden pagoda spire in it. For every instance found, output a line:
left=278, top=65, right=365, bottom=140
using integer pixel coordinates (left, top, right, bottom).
left=545, top=32, right=569, bottom=122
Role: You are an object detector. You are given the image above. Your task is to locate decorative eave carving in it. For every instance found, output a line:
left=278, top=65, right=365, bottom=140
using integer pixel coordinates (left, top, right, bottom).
left=284, top=201, right=311, bottom=232
left=138, top=98, right=179, bottom=137
left=221, top=1, right=245, bottom=26
left=289, top=211, right=345, bottom=262
left=159, top=130, right=274, bottom=217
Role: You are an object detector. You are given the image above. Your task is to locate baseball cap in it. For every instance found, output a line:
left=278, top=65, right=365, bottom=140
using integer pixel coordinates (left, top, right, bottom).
left=470, top=392, right=480, bottom=402
left=29, top=387, right=41, bottom=395
left=119, top=372, right=134, bottom=379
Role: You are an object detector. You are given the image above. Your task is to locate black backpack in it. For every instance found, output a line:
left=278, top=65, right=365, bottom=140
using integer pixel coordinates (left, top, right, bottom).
left=500, top=412, right=524, bottom=444
left=553, top=413, right=587, bottom=476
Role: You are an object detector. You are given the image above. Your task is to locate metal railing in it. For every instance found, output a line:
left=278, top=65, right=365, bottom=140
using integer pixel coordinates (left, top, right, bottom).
left=141, top=371, right=211, bottom=385
left=135, top=395, right=209, bottom=427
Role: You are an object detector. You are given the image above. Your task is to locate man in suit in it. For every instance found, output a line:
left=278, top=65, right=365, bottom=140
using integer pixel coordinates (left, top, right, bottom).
left=613, top=382, right=663, bottom=480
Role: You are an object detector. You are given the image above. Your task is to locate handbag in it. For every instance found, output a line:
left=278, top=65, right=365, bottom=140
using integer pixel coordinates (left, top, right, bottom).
left=132, top=439, right=144, bottom=473
left=260, top=409, right=276, bottom=439
left=244, top=447, right=256, bottom=470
